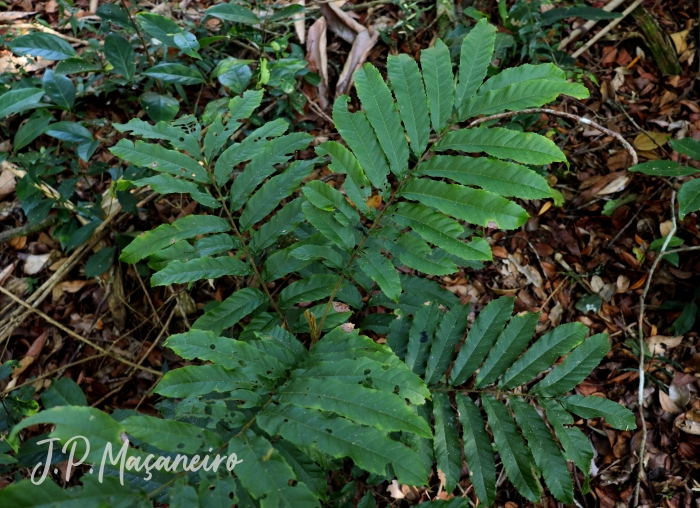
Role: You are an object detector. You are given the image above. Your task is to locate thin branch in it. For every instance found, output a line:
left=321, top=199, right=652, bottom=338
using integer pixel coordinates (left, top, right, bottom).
left=0, top=215, right=59, bottom=243
left=632, top=191, right=676, bottom=506
left=0, top=285, right=162, bottom=377
left=571, top=0, right=646, bottom=59
left=468, top=108, right=638, bottom=166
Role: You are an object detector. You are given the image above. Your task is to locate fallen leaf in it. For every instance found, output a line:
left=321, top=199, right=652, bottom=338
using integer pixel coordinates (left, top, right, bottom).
left=659, top=389, right=683, bottom=414
left=633, top=132, right=670, bottom=151
left=616, top=275, right=630, bottom=293
left=319, top=2, right=364, bottom=43
left=676, top=417, right=700, bottom=435
left=366, top=194, right=382, bottom=208
left=306, top=17, right=329, bottom=108
left=596, top=174, right=629, bottom=195
left=591, top=275, right=604, bottom=293
left=9, top=236, right=26, bottom=250
left=387, top=480, right=405, bottom=500
left=491, top=245, right=508, bottom=258
left=646, top=335, right=682, bottom=356
left=0, top=11, right=37, bottom=20
left=507, top=254, right=542, bottom=288
left=0, top=169, right=17, bottom=199
left=24, top=253, right=51, bottom=275
left=659, top=220, right=673, bottom=237
left=293, top=0, right=306, bottom=44
left=670, top=30, right=689, bottom=54
left=12, top=330, right=49, bottom=379
left=335, top=27, right=379, bottom=96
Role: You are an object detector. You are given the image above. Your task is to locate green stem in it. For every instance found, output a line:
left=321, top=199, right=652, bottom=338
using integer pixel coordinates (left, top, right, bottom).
left=313, top=122, right=458, bottom=342
left=206, top=168, right=287, bottom=324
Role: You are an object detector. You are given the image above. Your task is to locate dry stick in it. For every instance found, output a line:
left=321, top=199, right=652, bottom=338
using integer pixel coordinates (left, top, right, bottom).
left=632, top=191, right=676, bottom=507
left=0, top=285, right=162, bottom=377
left=1, top=23, right=88, bottom=45
left=93, top=309, right=175, bottom=409
left=571, top=0, right=646, bottom=59
left=467, top=108, right=639, bottom=166
left=2, top=160, right=90, bottom=226
left=0, top=191, right=159, bottom=343
left=2, top=352, right=108, bottom=394
left=558, top=0, right=626, bottom=49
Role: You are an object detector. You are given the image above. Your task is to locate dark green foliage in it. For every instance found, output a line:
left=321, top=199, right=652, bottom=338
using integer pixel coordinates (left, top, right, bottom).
left=0, top=17, right=635, bottom=508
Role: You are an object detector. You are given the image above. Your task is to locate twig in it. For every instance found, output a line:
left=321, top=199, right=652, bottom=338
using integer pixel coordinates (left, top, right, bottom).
left=0, top=191, right=158, bottom=344
left=468, top=108, right=638, bottom=166
left=0, top=215, right=59, bottom=243
left=571, top=0, right=646, bottom=59
left=1, top=23, right=88, bottom=45
left=0, top=285, right=162, bottom=377
left=2, top=352, right=108, bottom=394
left=2, top=160, right=90, bottom=226
left=632, top=191, right=677, bottom=506
left=558, top=0, right=626, bottom=49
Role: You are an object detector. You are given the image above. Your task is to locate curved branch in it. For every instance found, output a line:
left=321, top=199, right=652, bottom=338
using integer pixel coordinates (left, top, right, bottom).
left=468, top=108, right=638, bottom=167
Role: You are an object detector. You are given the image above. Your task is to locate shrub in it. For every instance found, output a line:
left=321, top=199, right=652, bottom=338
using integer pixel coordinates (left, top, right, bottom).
left=1, top=18, right=635, bottom=507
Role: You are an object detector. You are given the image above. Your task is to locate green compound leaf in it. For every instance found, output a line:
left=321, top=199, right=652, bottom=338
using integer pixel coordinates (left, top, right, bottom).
left=432, top=393, right=461, bottom=492
left=420, top=39, right=454, bottom=133
left=450, top=297, right=514, bottom=385
left=511, top=399, right=573, bottom=504
left=151, top=256, right=250, bottom=286
left=475, top=311, right=539, bottom=388
left=436, top=127, right=566, bottom=165
left=455, top=18, right=496, bottom=110
left=354, top=63, right=410, bottom=177
left=401, top=178, right=529, bottom=230
left=500, top=322, right=587, bottom=389
left=531, top=333, right=610, bottom=397
left=417, top=155, right=552, bottom=199
left=387, top=53, right=431, bottom=155
left=456, top=394, right=496, bottom=505
left=120, top=215, right=231, bottom=263
left=559, top=394, right=636, bottom=431
left=258, top=404, right=427, bottom=486
left=424, top=304, right=470, bottom=385
left=155, top=364, right=256, bottom=398
left=482, top=395, right=541, bottom=502
left=277, top=377, right=432, bottom=438
left=229, top=430, right=320, bottom=508
left=356, top=249, right=401, bottom=302
left=192, top=287, right=267, bottom=334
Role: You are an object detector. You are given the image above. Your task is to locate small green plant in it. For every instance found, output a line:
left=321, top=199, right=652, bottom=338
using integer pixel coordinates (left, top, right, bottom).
left=0, top=0, right=310, bottom=270
left=1, top=19, right=635, bottom=507
left=628, top=139, right=700, bottom=334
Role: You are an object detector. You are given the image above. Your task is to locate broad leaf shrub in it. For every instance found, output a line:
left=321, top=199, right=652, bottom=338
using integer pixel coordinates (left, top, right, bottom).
left=0, top=0, right=310, bottom=272
left=1, top=20, right=635, bottom=507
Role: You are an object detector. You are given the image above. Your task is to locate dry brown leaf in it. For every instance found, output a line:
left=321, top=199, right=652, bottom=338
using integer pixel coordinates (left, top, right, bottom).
left=659, top=389, right=683, bottom=414
left=659, top=220, right=673, bottom=237
left=336, top=27, right=379, bottom=97
left=616, top=275, right=630, bottom=293
left=507, top=254, right=542, bottom=288
left=633, top=132, right=670, bottom=151
left=9, top=236, right=26, bottom=250
left=0, top=168, right=17, bottom=200
left=293, top=0, right=305, bottom=44
left=596, top=174, right=629, bottom=195
left=366, top=194, right=382, bottom=208
left=676, top=417, right=700, bottom=435
left=491, top=245, right=508, bottom=258
left=319, top=2, right=364, bottom=43
left=11, top=330, right=49, bottom=379
left=646, top=335, right=682, bottom=356
left=24, top=253, right=51, bottom=275
left=0, top=11, right=37, bottom=20
left=306, top=17, right=329, bottom=108
left=670, top=30, right=689, bottom=54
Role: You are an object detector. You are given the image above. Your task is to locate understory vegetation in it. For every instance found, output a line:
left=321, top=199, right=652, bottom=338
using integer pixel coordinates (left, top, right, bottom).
left=0, top=0, right=698, bottom=506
